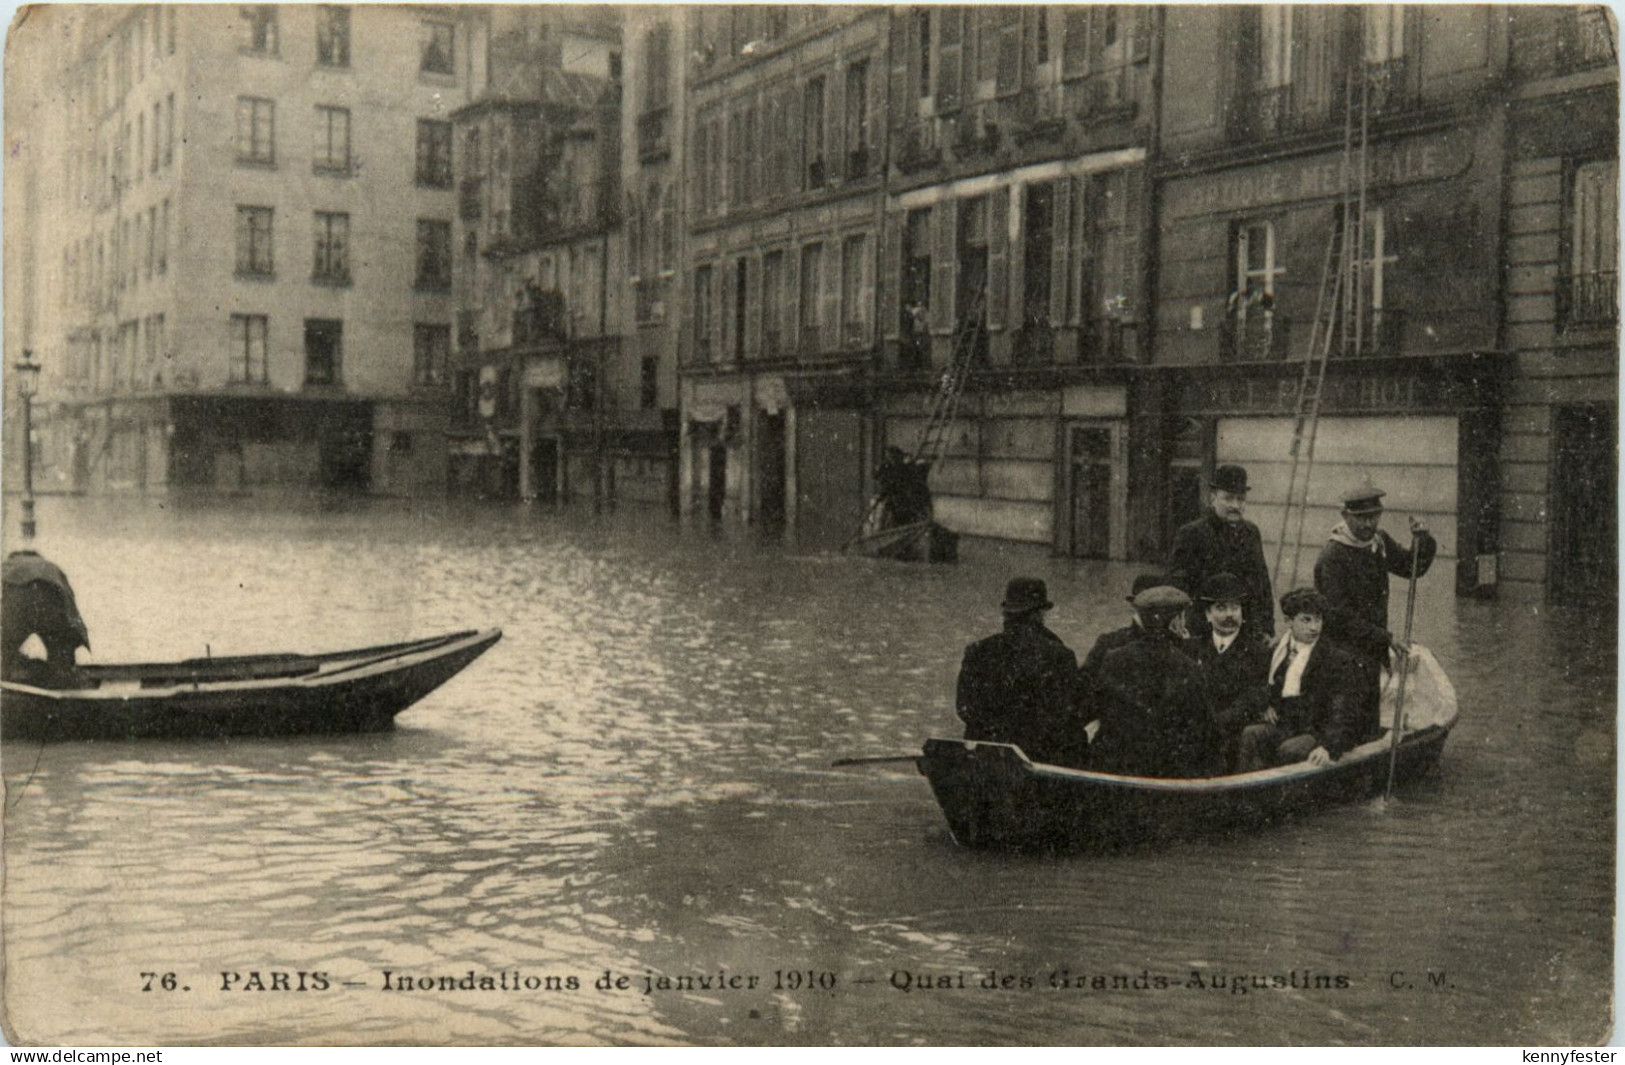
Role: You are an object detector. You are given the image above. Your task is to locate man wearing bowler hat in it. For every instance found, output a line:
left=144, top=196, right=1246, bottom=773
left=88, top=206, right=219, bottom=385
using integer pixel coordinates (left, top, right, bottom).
left=1188, top=572, right=1272, bottom=771
left=956, top=577, right=1087, bottom=767
left=1168, top=464, right=1274, bottom=643
left=1314, top=477, right=1436, bottom=731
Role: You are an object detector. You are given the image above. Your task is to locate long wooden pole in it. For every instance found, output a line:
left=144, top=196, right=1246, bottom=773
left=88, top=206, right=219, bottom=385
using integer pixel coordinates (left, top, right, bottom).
left=1384, top=528, right=1424, bottom=800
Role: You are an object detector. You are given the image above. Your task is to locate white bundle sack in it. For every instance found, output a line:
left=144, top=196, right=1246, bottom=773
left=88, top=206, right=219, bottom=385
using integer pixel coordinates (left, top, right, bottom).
left=1377, top=644, right=1457, bottom=732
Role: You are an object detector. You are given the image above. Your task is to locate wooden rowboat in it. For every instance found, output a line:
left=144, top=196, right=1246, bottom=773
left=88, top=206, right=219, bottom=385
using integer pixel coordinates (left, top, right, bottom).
left=843, top=520, right=960, bottom=563
left=918, top=713, right=1458, bottom=851
left=1, top=628, right=501, bottom=743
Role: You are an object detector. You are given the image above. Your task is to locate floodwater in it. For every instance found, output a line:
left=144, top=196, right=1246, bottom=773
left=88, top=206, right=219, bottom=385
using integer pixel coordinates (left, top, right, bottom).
left=1, top=495, right=1614, bottom=1046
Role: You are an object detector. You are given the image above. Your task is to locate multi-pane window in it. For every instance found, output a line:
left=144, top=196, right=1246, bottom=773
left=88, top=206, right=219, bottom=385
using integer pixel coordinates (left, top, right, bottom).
left=416, top=120, right=453, bottom=188
left=229, top=314, right=269, bottom=383
left=235, top=206, right=274, bottom=276
left=151, top=101, right=161, bottom=172
left=159, top=199, right=169, bottom=274
left=1259, top=6, right=1293, bottom=88
left=1364, top=5, right=1406, bottom=61
left=314, top=106, right=351, bottom=173
left=845, top=60, right=870, bottom=178
left=916, top=10, right=932, bottom=98
left=640, top=356, right=659, bottom=410
left=165, top=94, right=175, bottom=166
left=312, top=211, right=350, bottom=283
left=1229, top=220, right=1281, bottom=359
left=800, top=242, right=824, bottom=350
left=304, top=319, right=343, bottom=386
left=762, top=250, right=785, bottom=358
left=803, top=77, right=826, bottom=190
left=235, top=97, right=275, bottom=165
left=841, top=234, right=873, bottom=347
left=644, top=24, right=671, bottom=111
left=977, top=7, right=1021, bottom=95
left=1565, top=159, right=1619, bottom=325
left=317, top=6, right=351, bottom=67
left=420, top=20, right=454, bottom=75
left=146, top=205, right=157, bottom=279
left=239, top=5, right=278, bottom=55
left=415, top=219, right=452, bottom=290
left=413, top=323, right=450, bottom=385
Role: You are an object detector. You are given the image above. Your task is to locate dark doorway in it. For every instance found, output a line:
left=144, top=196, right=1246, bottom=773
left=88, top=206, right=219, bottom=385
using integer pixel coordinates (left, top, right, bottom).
left=1549, top=403, right=1617, bottom=602
left=1069, top=426, right=1112, bottom=559
left=318, top=403, right=373, bottom=490
left=707, top=443, right=727, bottom=521
left=757, top=411, right=787, bottom=528
left=531, top=436, right=558, bottom=502
left=957, top=197, right=990, bottom=364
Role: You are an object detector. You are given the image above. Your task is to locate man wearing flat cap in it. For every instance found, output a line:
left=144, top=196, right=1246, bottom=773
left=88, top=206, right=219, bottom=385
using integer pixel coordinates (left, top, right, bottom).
left=1188, top=572, right=1272, bottom=772
left=1075, top=572, right=1167, bottom=718
left=1089, top=586, right=1220, bottom=778
left=1168, top=464, right=1274, bottom=644
left=1314, top=477, right=1436, bottom=739
left=956, top=577, right=1088, bottom=767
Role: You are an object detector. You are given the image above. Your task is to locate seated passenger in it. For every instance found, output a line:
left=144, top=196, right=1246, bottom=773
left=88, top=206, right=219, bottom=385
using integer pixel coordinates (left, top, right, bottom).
left=1076, top=572, right=1166, bottom=711
left=956, top=577, right=1087, bottom=767
left=2, top=549, right=90, bottom=688
left=1188, top=572, right=1271, bottom=772
left=1088, top=586, right=1220, bottom=779
left=1235, top=588, right=1372, bottom=772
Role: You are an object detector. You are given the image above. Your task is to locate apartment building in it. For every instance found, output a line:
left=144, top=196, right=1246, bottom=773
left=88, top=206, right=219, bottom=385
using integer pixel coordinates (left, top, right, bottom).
left=16, top=5, right=461, bottom=495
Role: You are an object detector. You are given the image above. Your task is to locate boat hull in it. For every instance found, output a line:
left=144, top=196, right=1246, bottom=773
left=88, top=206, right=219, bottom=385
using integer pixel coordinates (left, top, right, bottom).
left=920, top=719, right=1454, bottom=851
left=1, top=629, right=501, bottom=743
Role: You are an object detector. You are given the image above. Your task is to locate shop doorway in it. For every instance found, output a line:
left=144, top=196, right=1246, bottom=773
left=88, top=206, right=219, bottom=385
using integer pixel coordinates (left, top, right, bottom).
left=707, top=443, right=727, bottom=521
left=757, top=411, right=787, bottom=528
left=530, top=436, right=558, bottom=502
left=1068, top=425, right=1114, bottom=559
left=1549, top=403, right=1616, bottom=602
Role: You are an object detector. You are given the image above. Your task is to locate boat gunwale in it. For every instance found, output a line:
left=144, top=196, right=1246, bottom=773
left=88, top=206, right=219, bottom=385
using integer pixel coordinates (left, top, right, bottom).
left=927, top=712, right=1459, bottom=794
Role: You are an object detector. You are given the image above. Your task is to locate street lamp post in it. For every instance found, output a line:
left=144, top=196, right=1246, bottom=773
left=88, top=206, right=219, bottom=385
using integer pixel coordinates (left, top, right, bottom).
left=15, top=351, right=40, bottom=541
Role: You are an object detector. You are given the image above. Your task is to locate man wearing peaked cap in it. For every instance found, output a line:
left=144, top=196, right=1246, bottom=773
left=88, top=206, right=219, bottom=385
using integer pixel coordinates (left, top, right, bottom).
left=1076, top=572, right=1170, bottom=713
left=1313, top=476, right=1437, bottom=736
left=955, top=577, right=1088, bottom=768
left=1088, top=584, right=1222, bottom=779
left=1168, top=464, right=1275, bottom=643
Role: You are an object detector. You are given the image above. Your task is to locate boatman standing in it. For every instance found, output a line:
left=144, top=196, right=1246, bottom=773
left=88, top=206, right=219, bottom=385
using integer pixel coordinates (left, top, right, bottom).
left=1168, top=465, right=1274, bottom=644
left=1313, top=477, right=1436, bottom=732
left=956, top=577, right=1087, bottom=768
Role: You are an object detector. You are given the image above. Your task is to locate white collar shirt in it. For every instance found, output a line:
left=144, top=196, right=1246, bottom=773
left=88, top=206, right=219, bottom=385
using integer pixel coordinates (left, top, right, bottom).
left=1280, top=638, right=1317, bottom=698
left=1212, top=631, right=1237, bottom=655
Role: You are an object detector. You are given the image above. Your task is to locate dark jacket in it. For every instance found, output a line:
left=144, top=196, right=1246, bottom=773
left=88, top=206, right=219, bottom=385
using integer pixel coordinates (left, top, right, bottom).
left=2, top=551, right=90, bottom=686
left=1313, top=530, right=1437, bottom=665
left=1169, top=512, right=1275, bottom=639
left=1271, top=639, right=1374, bottom=760
left=1188, top=633, right=1272, bottom=740
left=1090, top=633, right=1220, bottom=778
left=956, top=617, right=1085, bottom=767
left=1077, top=622, right=1142, bottom=717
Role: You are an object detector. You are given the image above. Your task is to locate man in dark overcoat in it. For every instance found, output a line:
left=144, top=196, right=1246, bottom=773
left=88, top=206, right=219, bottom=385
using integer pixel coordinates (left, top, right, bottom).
left=1187, top=572, right=1271, bottom=772
left=1168, top=465, right=1274, bottom=643
left=1089, top=586, right=1220, bottom=779
left=956, top=577, right=1087, bottom=767
left=2, top=549, right=91, bottom=687
left=1075, top=572, right=1165, bottom=716
left=1313, top=478, right=1436, bottom=732
left=1236, top=588, right=1372, bottom=771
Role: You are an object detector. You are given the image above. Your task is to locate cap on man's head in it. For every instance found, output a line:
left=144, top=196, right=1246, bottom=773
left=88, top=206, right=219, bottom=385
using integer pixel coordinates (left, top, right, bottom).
left=1340, top=476, right=1386, bottom=515
left=1124, top=572, right=1167, bottom=603
left=1132, top=585, right=1192, bottom=614
left=1198, top=571, right=1249, bottom=605
left=1280, top=587, right=1330, bottom=618
left=1001, top=577, right=1053, bottom=615
left=1208, top=464, right=1250, bottom=495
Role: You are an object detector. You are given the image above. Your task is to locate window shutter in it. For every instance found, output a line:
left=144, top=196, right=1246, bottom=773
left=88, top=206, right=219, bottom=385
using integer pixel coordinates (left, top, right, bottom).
left=889, top=14, right=911, bottom=143
left=1050, top=178, right=1072, bottom=326
left=879, top=211, right=903, bottom=340
left=930, top=201, right=958, bottom=333
left=828, top=65, right=846, bottom=184
left=937, top=8, right=964, bottom=114
left=746, top=257, right=762, bottom=357
left=1062, top=6, right=1090, bottom=79
left=787, top=85, right=804, bottom=192
left=859, top=236, right=876, bottom=344
left=785, top=243, right=802, bottom=355
left=1071, top=176, right=1097, bottom=327
left=987, top=186, right=1010, bottom=330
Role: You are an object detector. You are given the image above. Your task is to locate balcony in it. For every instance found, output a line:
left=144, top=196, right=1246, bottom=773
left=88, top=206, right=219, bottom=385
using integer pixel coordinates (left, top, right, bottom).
left=896, top=121, right=943, bottom=174
left=1228, top=84, right=1293, bottom=141
left=1559, top=270, right=1619, bottom=328
left=634, top=276, right=668, bottom=324
left=1221, top=315, right=1292, bottom=363
left=638, top=107, right=671, bottom=163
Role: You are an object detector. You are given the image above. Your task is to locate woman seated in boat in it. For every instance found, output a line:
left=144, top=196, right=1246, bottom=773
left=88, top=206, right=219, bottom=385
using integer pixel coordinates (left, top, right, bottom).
left=1234, top=588, right=1372, bottom=772
left=2, top=549, right=90, bottom=689
left=1088, top=586, right=1222, bottom=779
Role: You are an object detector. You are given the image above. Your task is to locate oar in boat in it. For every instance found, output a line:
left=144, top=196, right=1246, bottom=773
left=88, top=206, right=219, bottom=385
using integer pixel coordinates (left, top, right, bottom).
left=1384, top=524, right=1425, bottom=801
left=831, top=754, right=921, bottom=768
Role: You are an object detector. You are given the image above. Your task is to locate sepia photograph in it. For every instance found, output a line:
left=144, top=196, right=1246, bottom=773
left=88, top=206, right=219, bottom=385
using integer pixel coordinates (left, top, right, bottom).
left=0, top=3, right=1616, bottom=1047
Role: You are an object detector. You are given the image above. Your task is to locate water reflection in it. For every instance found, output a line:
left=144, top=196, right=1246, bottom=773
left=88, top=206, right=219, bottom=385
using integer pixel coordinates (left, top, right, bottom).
left=1, top=496, right=1613, bottom=1045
